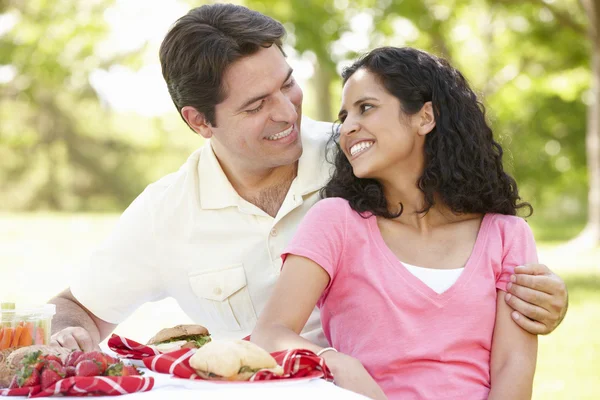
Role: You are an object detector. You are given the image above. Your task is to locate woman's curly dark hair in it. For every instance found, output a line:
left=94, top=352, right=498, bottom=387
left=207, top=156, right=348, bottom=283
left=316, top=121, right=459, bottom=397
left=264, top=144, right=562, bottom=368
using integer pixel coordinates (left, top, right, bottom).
left=321, top=47, right=532, bottom=218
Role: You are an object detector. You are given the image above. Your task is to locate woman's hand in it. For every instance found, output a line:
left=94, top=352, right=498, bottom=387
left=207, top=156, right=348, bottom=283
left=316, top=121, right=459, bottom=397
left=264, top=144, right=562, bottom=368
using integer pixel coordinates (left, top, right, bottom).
left=323, top=352, right=387, bottom=400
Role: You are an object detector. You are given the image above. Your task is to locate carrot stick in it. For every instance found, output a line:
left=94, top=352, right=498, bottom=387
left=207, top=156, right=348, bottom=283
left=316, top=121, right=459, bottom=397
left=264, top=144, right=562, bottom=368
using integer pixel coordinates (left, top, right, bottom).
left=0, top=327, right=13, bottom=350
left=34, top=326, right=44, bottom=345
left=18, top=327, right=33, bottom=346
left=11, top=325, right=23, bottom=347
left=0, top=328, right=4, bottom=344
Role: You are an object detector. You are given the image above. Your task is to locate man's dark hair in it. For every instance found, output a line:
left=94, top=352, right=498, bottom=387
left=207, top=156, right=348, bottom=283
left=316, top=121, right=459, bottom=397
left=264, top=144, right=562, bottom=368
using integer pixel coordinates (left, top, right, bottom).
left=159, top=4, right=286, bottom=127
left=322, top=47, right=532, bottom=219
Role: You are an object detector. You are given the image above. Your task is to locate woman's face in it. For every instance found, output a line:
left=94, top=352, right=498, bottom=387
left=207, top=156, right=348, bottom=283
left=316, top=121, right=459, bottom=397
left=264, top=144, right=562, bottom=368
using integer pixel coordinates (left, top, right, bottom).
left=338, top=68, right=429, bottom=181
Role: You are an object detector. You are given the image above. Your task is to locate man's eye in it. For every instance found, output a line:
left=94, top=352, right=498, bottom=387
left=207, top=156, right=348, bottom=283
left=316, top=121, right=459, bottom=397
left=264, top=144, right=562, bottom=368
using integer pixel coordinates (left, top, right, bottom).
left=283, top=79, right=296, bottom=89
left=339, top=114, right=347, bottom=123
left=247, top=101, right=265, bottom=114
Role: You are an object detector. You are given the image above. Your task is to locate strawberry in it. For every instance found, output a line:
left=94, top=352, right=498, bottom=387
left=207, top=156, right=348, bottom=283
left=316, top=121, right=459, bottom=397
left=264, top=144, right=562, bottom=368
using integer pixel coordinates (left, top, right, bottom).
left=105, top=355, right=119, bottom=365
left=40, top=368, right=62, bottom=390
left=16, top=367, right=41, bottom=388
left=105, top=363, right=124, bottom=376
left=45, top=360, right=66, bottom=377
left=75, top=360, right=101, bottom=377
left=65, top=351, right=83, bottom=367
left=65, top=366, right=76, bottom=377
left=42, top=355, right=63, bottom=365
left=105, top=362, right=142, bottom=377
left=76, top=352, right=108, bottom=373
left=122, top=365, right=141, bottom=376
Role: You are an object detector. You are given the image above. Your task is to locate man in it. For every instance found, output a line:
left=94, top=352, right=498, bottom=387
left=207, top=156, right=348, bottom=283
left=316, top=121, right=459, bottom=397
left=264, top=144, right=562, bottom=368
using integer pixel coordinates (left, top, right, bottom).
left=50, top=4, right=568, bottom=352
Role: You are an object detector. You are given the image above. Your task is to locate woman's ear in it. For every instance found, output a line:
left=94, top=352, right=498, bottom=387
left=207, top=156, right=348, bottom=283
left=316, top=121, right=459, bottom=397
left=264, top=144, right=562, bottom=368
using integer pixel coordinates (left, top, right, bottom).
left=417, top=101, right=436, bottom=136
left=181, top=106, right=213, bottom=139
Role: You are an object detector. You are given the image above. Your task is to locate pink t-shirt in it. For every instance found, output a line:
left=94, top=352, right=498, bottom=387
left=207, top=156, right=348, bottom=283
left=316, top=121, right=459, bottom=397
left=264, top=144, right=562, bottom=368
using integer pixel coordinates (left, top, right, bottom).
left=283, top=198, right=538, bottom=400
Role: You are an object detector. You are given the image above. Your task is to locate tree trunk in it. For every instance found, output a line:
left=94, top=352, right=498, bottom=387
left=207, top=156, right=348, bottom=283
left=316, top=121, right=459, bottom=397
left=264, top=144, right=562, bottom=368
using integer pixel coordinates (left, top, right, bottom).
left=311, top=61, right=333, bottom=122
left=575, top=0, right=600, bottom=246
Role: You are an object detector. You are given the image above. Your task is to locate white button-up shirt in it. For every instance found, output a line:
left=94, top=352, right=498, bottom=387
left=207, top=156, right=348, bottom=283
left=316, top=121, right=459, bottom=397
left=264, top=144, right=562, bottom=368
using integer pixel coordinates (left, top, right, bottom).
left=71, top=118, right=334, bottom=345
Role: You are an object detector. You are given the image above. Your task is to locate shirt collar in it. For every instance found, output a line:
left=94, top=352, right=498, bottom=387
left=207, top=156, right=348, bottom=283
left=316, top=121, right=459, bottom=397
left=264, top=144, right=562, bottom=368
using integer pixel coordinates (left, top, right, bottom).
left=198, top=117, right=333, bottom=210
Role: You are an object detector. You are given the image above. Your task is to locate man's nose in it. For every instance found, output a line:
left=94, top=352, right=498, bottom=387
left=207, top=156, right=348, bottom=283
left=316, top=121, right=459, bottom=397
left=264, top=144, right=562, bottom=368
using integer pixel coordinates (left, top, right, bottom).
left=271, top=92, right=298, bottom=123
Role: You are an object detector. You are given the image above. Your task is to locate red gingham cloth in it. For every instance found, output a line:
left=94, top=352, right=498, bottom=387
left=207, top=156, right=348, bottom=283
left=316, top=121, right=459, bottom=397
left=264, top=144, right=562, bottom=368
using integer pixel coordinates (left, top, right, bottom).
left=108, top=334, right=161, bottom=360
left=0, top=375, right=154, bottom=397
left=143, top=347, right=334, bottom=382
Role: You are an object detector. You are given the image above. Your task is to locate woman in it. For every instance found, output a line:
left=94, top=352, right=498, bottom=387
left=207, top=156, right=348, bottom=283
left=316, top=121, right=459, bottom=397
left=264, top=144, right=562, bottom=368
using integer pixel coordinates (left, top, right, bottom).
left=251, top=47, right=537, bottom=400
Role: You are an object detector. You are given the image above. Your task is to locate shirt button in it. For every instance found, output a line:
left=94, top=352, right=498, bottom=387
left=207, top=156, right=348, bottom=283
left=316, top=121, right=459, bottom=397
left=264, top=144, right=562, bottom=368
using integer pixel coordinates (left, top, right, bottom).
left=214, top=287, right=222, bottom=296
left=270, top=228, right=278, bottom=237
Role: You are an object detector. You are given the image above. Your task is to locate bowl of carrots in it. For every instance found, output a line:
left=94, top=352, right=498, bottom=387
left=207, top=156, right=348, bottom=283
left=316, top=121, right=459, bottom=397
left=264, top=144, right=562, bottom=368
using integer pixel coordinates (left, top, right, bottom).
left=0, top=303, right=55, bottom=350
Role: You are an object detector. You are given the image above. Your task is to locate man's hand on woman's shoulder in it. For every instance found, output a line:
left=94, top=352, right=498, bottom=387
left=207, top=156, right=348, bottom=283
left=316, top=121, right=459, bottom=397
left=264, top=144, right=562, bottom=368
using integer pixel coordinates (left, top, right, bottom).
left=504, top=263, right=568, bottom=335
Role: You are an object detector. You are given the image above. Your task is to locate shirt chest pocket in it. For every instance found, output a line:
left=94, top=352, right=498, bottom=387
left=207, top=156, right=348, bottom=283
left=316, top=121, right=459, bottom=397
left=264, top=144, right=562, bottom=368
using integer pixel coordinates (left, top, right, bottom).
left=188, top=264, right=257, bottom=332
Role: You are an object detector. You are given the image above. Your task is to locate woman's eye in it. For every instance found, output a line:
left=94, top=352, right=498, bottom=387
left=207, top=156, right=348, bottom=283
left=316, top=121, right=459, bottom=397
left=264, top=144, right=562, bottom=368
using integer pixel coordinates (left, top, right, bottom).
left=247, top=101, right=265, bottom=114
left=360, top=104, right=373, bottom=113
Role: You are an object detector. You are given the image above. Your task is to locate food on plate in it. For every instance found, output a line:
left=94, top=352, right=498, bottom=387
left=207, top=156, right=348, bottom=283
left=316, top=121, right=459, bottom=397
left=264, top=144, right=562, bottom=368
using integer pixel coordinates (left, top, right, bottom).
left=189, top=339, right=283, bottom=381
left=147, top=324, right=211, bottom=352
left=0, top=348, right=140, bottom=389
left=0, top=346, right=71, bottom=388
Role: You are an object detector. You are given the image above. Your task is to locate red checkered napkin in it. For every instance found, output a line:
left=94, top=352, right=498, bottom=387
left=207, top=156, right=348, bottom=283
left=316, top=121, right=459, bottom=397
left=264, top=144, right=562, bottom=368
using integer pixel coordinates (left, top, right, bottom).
left=143, top=347, right=334, bottom=382
left=0, top=375, right=154, bottom=398
left=108, top=333, right=161, bottom=360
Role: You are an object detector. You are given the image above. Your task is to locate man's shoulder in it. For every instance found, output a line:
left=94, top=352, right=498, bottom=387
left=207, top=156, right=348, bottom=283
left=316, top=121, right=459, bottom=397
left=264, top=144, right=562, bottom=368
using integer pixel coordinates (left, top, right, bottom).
left=138, top=146, right=205, bottom=209
left=301, top=117, right=334, bottom=144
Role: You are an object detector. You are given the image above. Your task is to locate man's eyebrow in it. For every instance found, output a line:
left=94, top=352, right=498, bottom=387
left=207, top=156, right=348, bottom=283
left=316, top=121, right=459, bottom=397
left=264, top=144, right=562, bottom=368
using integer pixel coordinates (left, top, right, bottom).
left=337, top=96, right=379, bottom=118
left=236, top=68, right=294, bottom=112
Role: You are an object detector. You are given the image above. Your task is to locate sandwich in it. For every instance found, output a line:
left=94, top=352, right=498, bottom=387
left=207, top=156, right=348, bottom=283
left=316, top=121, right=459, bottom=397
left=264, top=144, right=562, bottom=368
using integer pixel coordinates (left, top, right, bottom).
left=189, top=339, right=283, bottom=381
left=147, top=324, right=211, bottom=352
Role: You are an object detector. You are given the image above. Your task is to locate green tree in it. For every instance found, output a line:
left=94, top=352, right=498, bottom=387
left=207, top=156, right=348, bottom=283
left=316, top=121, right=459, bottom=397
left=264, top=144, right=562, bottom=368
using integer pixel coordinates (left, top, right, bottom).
left=0, top=0, right=192, bottom=211
left=244, top=0, right=350, bottom=121
left=491, top=0, right=599, bottom=245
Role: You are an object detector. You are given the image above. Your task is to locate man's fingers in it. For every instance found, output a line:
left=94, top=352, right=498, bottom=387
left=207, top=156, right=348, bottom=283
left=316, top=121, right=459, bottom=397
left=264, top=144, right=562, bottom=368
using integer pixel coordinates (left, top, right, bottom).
left=73, top=331, right=96, bottom=352
left=51, top=327, right=96, bottom=351
left=505, top=291, right=551, bottom=325
left=55, top=334, right=82, bottom=351
left=512, top=273, right=559, bottom=295
left=514, top=263, right=550, bottom=276
left=507, top=282, right=553, bottom=311
left=510, top=310, right=549, bottom=335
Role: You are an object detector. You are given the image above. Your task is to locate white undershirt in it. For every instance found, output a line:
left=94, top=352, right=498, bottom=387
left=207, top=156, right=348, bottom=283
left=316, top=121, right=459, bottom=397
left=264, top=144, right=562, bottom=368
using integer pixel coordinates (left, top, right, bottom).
left=402, top=262, right=465, bottom=294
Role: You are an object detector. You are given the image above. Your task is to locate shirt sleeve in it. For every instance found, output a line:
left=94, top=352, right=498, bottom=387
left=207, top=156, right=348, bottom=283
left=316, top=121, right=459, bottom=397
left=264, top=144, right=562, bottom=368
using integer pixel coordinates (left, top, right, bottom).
left=281, top=198, right=348, bottom=301
left=70, top=188, right=166, bottom=324
left=496, top=216, right=539, bottom=291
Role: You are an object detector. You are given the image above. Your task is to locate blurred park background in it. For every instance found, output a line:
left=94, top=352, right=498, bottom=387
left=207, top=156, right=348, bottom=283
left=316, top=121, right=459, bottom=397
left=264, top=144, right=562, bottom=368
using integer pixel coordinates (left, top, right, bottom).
left=0, top=0, right=598, bottom=398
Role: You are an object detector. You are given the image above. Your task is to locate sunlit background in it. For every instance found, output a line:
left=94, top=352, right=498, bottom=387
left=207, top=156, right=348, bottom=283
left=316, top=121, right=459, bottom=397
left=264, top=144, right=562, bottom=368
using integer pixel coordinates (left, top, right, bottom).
left=1, top=0, right=599, bottom=399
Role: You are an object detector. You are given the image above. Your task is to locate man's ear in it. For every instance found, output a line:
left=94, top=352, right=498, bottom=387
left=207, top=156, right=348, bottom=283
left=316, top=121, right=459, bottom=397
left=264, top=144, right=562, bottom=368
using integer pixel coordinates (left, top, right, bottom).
left=181, top=106, right=213, bottom=139
left=417, top=101, right=436, bottom=136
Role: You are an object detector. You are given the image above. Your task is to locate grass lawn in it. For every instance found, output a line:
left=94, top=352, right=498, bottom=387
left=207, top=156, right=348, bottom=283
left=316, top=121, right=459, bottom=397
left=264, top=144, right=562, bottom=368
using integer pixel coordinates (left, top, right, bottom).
left=1, top=212, right=598, bottom=398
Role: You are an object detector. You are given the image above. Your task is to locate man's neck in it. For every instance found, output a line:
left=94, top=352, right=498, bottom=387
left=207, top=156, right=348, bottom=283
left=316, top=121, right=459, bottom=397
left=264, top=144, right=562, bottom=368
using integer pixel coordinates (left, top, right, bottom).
left=218, top=157, right=298, bottom=217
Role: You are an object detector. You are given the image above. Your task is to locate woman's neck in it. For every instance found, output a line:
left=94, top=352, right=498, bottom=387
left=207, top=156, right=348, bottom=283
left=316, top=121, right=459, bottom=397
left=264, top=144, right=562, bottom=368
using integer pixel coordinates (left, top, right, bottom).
left=380, top=178, right=463, bottom=232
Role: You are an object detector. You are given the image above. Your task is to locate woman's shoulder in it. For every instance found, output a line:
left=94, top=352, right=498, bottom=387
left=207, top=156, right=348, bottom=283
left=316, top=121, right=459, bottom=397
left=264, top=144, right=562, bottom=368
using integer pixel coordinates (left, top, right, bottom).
left=484, top=213, right=533, bottom=236
left=309, top=197, right=369, bottom=224
left=313, top=197, right=352, bottom=213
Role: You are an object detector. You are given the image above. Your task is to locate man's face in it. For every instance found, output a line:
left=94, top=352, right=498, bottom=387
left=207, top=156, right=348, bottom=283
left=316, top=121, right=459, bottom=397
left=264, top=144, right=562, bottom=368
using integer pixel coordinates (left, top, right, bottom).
left=208, top=45, right=303, bottom=173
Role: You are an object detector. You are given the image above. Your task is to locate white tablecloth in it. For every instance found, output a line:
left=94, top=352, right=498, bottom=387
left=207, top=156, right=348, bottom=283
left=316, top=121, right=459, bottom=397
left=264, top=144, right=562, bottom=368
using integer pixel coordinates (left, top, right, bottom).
left=114, top=368, right=368, bottom=399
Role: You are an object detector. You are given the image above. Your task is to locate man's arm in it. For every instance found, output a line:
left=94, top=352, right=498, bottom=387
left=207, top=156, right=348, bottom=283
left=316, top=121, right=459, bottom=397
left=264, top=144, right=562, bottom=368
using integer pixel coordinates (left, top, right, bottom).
left=49, top=288, right=117, bottom=352
left=505, top=263, right=568, bottom=335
